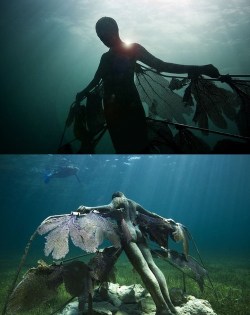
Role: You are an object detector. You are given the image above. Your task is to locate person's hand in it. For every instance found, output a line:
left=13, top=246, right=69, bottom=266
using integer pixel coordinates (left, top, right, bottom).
left=71, top=211, right=81, bottom=216
left=188, top=64, right=220, bottom=79
left=112, top=208, right=124, bottom=219
left=77, top=205, right=88, bottom=213
left=201, top=64, right=220, bottom=78
left=75, top=90, right=86, bottom=103
left=163, top=218, right=176, bottom=225
left=115, top=208, right=124, bottom=215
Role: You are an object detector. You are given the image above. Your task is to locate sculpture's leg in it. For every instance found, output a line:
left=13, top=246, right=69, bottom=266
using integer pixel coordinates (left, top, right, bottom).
left=78, top=293, right=86, bottom=314
left=123, top=241, right=174, bottom=315
left=138, top=242, right=177, bottom=314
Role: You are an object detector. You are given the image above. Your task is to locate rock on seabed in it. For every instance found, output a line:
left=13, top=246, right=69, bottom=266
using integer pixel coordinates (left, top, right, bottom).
left=176, top=295, right=217, bottom=315
left=60, top=283, right=217, bottom=315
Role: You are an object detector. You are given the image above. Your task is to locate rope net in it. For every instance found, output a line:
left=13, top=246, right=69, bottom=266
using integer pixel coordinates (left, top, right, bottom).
left=59, top=64, right=250, bottom=153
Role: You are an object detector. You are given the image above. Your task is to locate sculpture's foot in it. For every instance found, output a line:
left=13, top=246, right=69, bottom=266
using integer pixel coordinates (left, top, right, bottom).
left=155, top=309, right=175, bottom=315
left=170, top=306, right=179, bottom=314
left=168, top=303, right=178, bottom=314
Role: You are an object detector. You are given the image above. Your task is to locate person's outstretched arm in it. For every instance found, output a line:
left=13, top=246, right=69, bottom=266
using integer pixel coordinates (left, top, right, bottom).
left=135, top=43, right=220, bottom=78
left=76, top=203, right=113, bottom=214
left=132, top=201, right=170, bottom=220
left=134, top=201, right=178, bottom=227
left=135, top=203, right=164, bottom=219
left=134, top=201, right=189, bottom=258
left=75, top=203, right=125, bottom=221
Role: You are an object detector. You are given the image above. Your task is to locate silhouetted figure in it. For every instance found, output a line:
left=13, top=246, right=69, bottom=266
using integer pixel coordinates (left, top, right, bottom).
left=77, top=191, right=188, bottom=315
left=44, top=165, right=80, bottom=183
left=76, top=17, right=220, bottom=153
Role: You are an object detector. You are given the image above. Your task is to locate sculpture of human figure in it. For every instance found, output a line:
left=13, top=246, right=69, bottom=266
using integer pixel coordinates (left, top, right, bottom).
left=75, top=17, right=220, bottom=153
left=77, top=191, right=187, bottom=315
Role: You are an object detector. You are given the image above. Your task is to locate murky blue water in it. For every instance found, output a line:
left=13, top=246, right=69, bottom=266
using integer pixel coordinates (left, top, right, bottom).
left=0, top=154, right=249, bottom=259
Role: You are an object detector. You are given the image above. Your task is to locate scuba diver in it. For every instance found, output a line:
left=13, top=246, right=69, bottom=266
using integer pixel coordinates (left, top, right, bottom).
left=75, top=17, right=220, bottom=153
left=44, top=165, right=80, bottom=183
left=77, top=191, right=189, bottom=315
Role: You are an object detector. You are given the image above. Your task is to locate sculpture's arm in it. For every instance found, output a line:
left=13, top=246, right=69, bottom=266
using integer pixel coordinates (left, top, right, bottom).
left=134, top=201, right=176, bottom=224
left=134, top=202, right=189, bottom=258
left=135, top=43, right=220, bottom=78
left=76, top=203, right=114, bottom=214
left=73, top=204, right=124, bottom=222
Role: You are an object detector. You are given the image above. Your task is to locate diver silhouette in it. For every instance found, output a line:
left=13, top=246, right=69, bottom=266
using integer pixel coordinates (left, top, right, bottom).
left=77, top=191, right=189, bottom=315
left=76, top=17, right=220, bottom=153
left=44, top=165, right=80, bottom=183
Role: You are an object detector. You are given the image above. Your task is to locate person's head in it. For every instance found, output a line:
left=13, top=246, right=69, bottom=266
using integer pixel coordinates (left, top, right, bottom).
left=112, top=191, right=128, bottom=209
left=95, top=17, right=120, bottom=47
left=112, top=191, right=124, bottom=199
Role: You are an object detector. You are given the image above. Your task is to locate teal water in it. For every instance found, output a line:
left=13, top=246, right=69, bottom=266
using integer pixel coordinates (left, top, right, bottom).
left=0, top=154, right=249, bottom=257
left=0, top=154, right=249, bottom=315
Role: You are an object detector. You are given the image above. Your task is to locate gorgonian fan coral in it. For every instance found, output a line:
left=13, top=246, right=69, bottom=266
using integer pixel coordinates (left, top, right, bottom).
left=37, top=213, right=120, bottom=259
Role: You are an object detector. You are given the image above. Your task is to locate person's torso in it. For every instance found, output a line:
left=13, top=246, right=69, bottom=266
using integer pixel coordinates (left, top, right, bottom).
left=112, top=196, right=146, bottom=242
left=101, top=44, right=140, bottom=102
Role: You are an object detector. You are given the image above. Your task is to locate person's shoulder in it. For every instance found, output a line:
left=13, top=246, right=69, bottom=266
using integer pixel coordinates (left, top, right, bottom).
left=130, top=43, right=146, bottom=57
left=131, top=43, right=144, bottom=50
left=98, top=52, right=110, bottom=65
left=127, top=198, right=140, bottom=207
left=101, top=51, right=109, bottom=59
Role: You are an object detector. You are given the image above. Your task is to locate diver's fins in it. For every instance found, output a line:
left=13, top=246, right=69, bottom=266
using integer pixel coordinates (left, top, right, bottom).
left=75, top=174, right=81, bottom=183
left=44, top=174, right=51, bottom=184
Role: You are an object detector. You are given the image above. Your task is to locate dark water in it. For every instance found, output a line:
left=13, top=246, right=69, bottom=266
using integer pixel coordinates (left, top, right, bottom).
left=0, top=154, right=249, bottom=259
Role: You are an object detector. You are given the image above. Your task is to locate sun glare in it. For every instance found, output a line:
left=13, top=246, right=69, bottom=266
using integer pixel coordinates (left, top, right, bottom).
left=123, top=39, right=132, bottom=47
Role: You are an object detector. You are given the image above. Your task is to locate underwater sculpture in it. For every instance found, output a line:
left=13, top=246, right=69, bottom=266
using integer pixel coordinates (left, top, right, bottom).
left=60, top=66, right=250, bottom=153
left=58, top=16, right=250, bottom=154
left=66, top=17, right=220, bottom=154
left=3, top=192, right=211, bottom=315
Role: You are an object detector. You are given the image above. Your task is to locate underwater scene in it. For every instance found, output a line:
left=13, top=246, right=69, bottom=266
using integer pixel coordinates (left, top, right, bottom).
left=0, top=154, right=249, bottom=315
left=1, top=0, right=250, bottom=153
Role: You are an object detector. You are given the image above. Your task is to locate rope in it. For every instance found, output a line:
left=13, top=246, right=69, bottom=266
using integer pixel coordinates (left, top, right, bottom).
left=151, top=248, right=214, bottom=292
left=184, top=229, right=219, bottom=301
left=147, top=117, right=250, bottom=141
left=138, top=64, right=250, bottom=82
left=58, top=101, right=76, bottom=149
left=58, top=96, right=88, bottom=150
left=59, top=253, right=95, bottom=264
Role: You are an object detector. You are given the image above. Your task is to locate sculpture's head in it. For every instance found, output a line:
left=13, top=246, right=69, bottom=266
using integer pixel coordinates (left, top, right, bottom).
left=96, top=17, right=120, bottom=47
left=112, top=191, right=124, bottom=199
left=112, top=191, right=127, bottom=209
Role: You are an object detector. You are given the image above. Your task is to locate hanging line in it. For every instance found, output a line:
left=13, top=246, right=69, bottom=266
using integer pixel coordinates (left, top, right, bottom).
left=151, top=248, right=215, bottom=293
left=57, top=252, right=95, bottom=264
left=58, top=101, right=77, bottom=150
left=58, top=96, right=88, bottom=150
left=147, top=117, right=250, bottom=141
left=138, top=64, right=250, bottom=82
left=184, top=229, right=219, bottom=301
left=1, top=230, right=38, bottom=315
